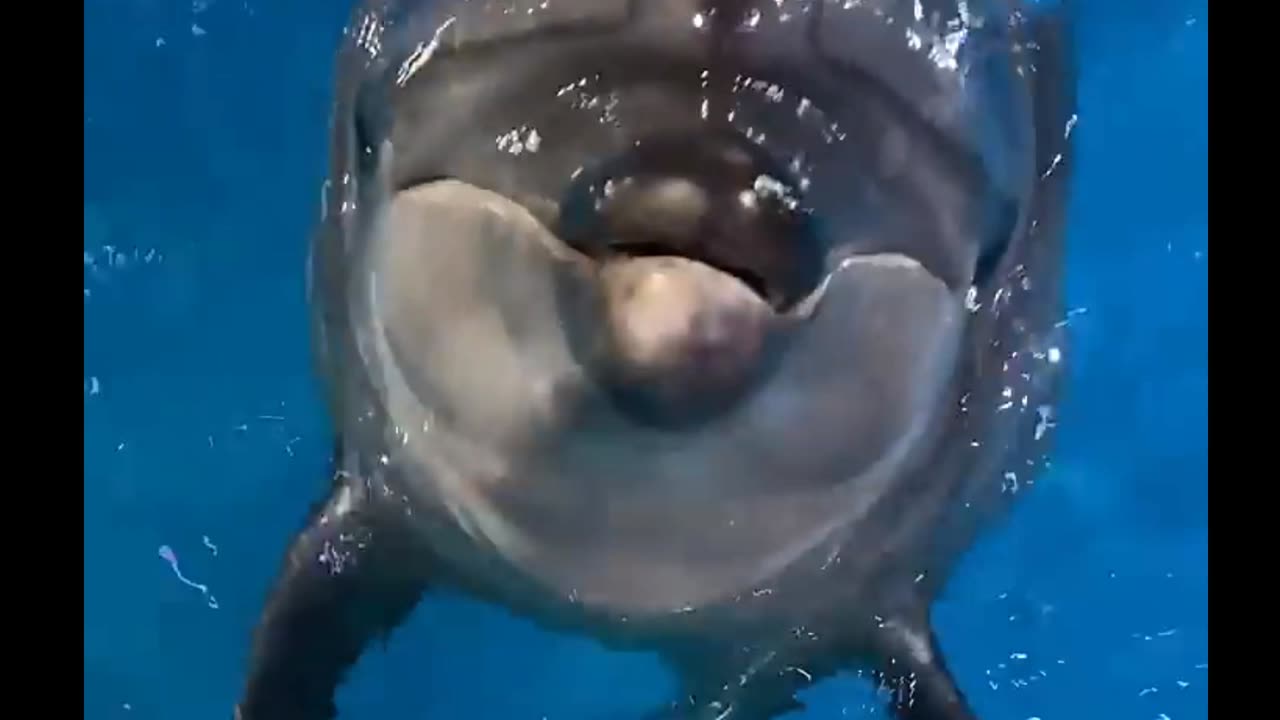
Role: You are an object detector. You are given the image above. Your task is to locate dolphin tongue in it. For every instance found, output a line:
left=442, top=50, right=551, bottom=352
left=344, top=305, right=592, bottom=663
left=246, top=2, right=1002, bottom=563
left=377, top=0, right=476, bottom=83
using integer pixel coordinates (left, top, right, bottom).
left=592, top=253, right=784, bottom=427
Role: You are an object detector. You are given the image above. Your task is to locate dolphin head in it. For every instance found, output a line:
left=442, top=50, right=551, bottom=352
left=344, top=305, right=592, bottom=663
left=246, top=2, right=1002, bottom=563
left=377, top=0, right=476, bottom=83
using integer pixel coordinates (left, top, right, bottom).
left=232, top=6, right=1073, bottom=719
left=308, top=0, right=1060, bottom=612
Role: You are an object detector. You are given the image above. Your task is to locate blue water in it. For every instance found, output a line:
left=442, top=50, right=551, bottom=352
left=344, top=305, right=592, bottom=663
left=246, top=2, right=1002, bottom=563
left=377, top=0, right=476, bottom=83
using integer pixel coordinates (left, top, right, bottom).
left=83, top=1, right=1207, bottom=719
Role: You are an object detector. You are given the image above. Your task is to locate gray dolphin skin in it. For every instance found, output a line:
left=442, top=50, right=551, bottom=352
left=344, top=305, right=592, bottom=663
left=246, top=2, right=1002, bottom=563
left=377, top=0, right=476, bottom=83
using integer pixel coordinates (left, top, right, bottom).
left=235, top=1, right=1076, bottom=718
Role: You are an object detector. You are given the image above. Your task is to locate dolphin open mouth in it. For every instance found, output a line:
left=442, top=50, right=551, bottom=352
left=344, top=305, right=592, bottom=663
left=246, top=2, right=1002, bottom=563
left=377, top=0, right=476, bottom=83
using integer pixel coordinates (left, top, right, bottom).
left=328, top=0, right=1060, bottom=623
left=554, top=127, right=826, bottom=312
left=350, top=0, right=1042, bottom=436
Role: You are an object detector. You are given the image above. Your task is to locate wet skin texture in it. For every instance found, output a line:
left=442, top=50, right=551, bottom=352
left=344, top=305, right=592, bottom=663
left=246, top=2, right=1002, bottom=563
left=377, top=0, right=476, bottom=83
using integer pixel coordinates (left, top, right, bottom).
left=234, top=1, right=1077, bottom=718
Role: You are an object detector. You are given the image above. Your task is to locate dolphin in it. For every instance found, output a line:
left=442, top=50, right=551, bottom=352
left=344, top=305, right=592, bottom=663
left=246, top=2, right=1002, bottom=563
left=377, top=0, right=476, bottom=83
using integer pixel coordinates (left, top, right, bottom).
left=234, top=1, right=1077, bottom=718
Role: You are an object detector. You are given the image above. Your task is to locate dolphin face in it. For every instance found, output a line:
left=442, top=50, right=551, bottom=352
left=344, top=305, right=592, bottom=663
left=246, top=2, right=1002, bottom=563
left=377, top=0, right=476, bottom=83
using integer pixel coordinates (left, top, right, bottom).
left=235, top=2, right=1074, bottom=718
left=310, top=0, right=1058, bottom=613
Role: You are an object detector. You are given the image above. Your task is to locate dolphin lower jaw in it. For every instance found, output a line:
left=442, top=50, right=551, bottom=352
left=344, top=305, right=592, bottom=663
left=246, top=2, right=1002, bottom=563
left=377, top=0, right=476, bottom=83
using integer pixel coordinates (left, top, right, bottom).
left=351, top=178, right=966, bottom=615
left=330, top=0, right=1007, bottom=633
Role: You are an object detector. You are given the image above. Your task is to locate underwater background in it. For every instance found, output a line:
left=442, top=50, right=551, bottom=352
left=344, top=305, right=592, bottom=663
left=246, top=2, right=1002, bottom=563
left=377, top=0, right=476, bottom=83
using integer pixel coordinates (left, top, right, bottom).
left=84, top=0, right=1207, bottom=718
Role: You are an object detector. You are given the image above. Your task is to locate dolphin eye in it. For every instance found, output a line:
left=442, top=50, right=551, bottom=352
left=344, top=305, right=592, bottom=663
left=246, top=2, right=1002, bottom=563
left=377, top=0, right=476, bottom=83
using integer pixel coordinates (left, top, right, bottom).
left=556, top=129, right=826, bottom=312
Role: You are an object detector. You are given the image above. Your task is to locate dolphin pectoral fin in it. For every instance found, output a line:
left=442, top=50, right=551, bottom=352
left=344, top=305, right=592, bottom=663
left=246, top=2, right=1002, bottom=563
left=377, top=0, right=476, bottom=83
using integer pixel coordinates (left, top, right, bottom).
left=234, top=464, right=432, bottom=720
left=866, top=612, right=977, bottom=720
